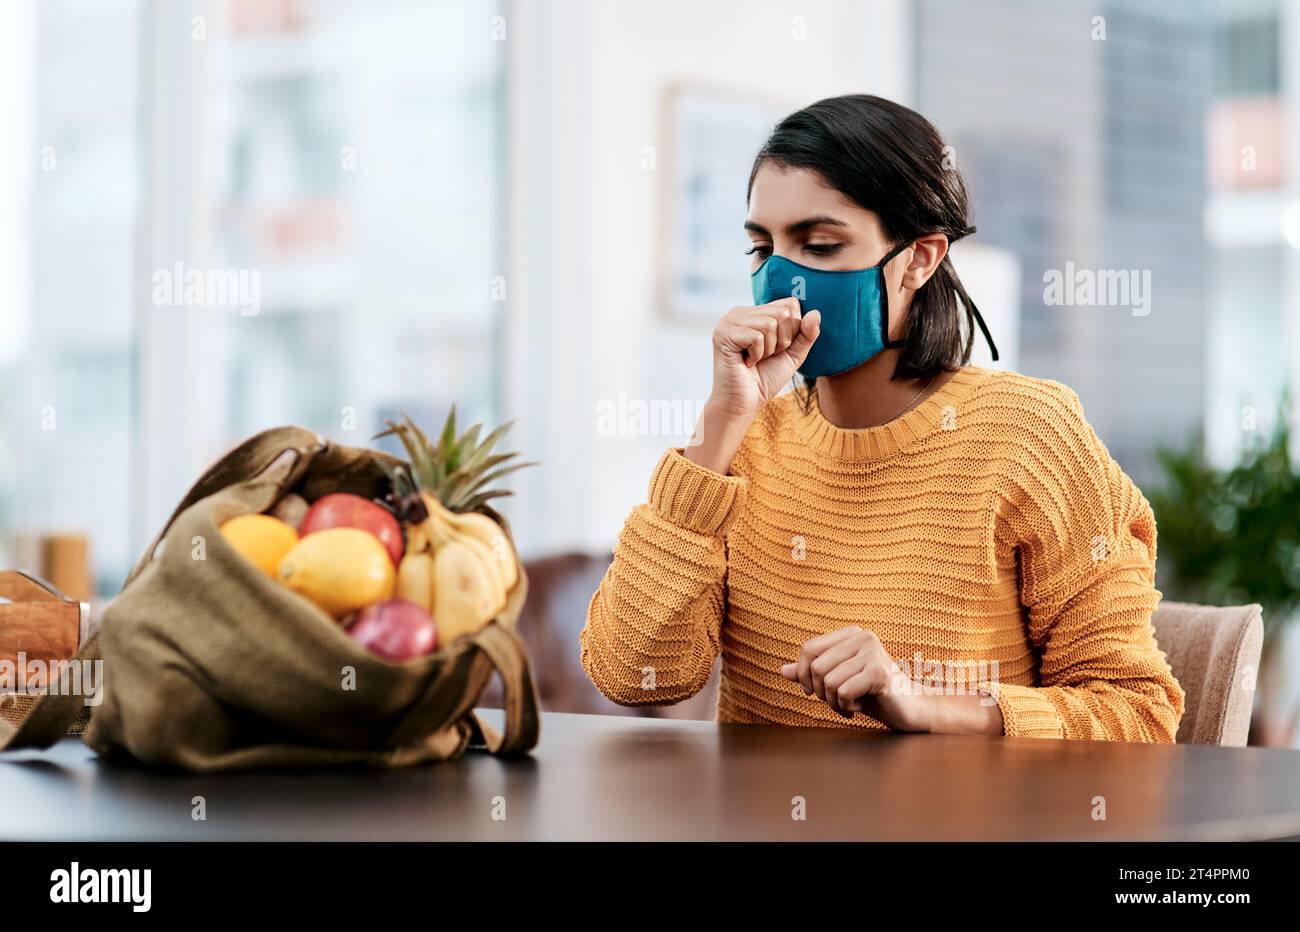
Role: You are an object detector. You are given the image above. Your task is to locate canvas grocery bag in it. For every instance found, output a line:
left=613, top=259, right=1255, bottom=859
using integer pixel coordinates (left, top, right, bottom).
left=0, top=426, right=540, bottom=771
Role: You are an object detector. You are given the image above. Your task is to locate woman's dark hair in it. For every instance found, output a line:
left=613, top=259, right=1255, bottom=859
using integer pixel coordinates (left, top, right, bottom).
left=748, top=94, right=988, bottom=384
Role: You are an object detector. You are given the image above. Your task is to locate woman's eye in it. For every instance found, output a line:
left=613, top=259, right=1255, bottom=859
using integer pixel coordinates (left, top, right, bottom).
left=745, top=244, right=772, bottom=259
left=804, top=243, right=844, bottom=257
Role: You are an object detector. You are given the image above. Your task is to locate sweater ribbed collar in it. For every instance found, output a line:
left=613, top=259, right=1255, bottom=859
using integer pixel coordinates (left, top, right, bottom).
left=793, top=365, right=989, bottom=463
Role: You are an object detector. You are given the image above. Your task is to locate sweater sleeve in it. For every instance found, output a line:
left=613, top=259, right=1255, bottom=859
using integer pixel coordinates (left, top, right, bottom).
left=579, top=447, right=747, bottom=706
left=992, top=385, right=1186, bottom=742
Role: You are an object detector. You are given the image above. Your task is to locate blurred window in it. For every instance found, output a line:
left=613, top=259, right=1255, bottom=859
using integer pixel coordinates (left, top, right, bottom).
left=1213, top=15, right=1280, bottom=98
left=0, top=0, right=140, bottom=594
left=0, top=0, right=505, bottom=594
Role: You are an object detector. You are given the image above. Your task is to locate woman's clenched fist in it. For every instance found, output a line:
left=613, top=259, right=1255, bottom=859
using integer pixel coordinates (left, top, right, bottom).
left=708, top=299, right=820, bottom=420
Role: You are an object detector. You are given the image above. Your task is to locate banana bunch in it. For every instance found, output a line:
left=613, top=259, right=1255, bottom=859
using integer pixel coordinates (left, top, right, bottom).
left=377, top=408, right=534, bottom=647
left=396, top=493, right=519, bottom=643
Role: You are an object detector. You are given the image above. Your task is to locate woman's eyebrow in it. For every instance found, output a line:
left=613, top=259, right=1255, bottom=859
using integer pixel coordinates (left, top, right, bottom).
left=743, top=216, right=849, bottom=236
left=786, top=215, right=849, bottom=234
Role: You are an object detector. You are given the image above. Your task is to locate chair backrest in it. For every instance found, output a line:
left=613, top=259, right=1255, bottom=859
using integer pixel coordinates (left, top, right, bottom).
left=1151, top=601, right=1263, bottom=746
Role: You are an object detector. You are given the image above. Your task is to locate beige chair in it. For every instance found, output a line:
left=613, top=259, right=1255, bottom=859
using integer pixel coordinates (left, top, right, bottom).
left=1151, top=601, right=1264, bottom=747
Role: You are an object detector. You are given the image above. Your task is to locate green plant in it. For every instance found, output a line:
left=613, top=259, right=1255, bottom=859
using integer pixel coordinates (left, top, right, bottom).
left=1149, top=393, right=1300, bottom=651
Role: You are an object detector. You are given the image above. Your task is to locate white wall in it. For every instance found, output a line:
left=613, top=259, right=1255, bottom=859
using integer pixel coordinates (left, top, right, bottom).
left=503, top=0, right=910, bottom=558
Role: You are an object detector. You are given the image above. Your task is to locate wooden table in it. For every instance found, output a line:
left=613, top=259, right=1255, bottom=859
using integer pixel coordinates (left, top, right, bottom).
left=2, top=710, right=1298, bottom=841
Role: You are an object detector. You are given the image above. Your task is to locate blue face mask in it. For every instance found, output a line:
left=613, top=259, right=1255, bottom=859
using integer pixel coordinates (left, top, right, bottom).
left=750, top=244, right=999, bottom=380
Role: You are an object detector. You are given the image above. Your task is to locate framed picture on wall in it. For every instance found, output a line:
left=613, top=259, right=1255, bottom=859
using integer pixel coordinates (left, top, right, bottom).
left=658, top=84, right=787, bottom=322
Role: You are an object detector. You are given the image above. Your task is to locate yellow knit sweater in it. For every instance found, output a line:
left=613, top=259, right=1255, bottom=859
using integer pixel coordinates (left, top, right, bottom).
left=580, top=366, right=1185, bottom=740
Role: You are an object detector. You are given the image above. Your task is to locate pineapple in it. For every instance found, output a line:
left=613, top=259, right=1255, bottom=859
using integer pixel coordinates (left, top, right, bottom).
left=375, top=408, right=534, bottom=642
left=378, top=406, right=534, bottom=517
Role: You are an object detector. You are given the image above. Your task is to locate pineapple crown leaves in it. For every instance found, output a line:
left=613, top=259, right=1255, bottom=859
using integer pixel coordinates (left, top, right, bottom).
left=373, top=406, right=537, bottom=514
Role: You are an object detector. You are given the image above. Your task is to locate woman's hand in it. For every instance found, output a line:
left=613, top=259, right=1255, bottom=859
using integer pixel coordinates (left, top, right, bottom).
left=779, top=626, right=1005, bottom=735
left=709, top=300, right=820, bottom=420
left=684, top=300, right=820, bottom=475
left=780, top=626, right=927, bottom=731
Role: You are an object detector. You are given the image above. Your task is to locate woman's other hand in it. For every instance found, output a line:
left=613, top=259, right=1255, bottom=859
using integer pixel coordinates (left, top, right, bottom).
left=781, top=626, right=927, bottom=731
left=780, top=626, right=1005, bottom=735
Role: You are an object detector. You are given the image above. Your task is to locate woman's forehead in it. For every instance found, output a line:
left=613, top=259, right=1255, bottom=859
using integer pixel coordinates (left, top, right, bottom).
left=748, top=164, right=879, bottom=232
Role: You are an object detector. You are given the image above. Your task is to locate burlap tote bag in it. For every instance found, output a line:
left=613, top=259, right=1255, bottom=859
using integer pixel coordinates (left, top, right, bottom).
left=0, top=426, right=540, bottom=772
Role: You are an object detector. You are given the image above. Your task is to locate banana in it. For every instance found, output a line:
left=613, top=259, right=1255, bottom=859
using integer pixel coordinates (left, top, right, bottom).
left=444, top=510, right=519, bottom=591
left=433, top=539, right=503, bottom=643
left=395, top=551, right=436, bottom=614
left=451, top=531, right=507, bottom=610
left=414, top=493, right=511, bottom=643
left=431, top=513, right=510, bottom=595
left=420, top=492, right=517, bottom=594
left=406, top=521, right=431, bottom=555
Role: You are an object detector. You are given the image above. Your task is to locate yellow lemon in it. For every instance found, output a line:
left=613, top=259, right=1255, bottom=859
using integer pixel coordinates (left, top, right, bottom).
left=276, top=527, right=395, bottom=618
left=220, top=514, right=299, bottom=578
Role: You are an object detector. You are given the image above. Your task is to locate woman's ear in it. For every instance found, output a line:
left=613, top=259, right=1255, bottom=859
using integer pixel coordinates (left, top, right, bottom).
left=901, top=233, right=949, bottom=291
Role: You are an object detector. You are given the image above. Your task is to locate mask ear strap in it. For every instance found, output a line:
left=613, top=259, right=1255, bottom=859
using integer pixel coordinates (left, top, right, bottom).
left=881, top=243, right=1002, bottom=363
left=966, top=300, right=1000, bottom=362
left=879, top=242, right=911, bottom=267
left=878, top=243, right=911, bottom=350
left=950, top=265, right=1000, bottom=362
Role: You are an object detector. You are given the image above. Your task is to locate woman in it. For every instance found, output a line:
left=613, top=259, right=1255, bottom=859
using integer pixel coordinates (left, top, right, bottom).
left=579, top=95, right=1184, bottom=741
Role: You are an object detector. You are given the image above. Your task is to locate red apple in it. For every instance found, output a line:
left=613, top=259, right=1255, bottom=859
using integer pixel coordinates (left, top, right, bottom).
left=300, top=493, right=404, bottom=566
left=346, top=599, right=438, bottom=662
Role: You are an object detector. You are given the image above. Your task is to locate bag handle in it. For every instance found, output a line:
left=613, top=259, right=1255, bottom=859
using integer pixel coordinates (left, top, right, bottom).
left=124, top=427, right=325, bottom=588
left=468, top=623, right=541, bottom=756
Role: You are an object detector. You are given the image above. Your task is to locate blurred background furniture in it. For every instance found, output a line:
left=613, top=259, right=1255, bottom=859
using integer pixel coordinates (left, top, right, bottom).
left=4, top=534, right=93, bottom=604
left=1152, top=601, right=1264, bottom=747
left=0, top=570, right=89, bottom=729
